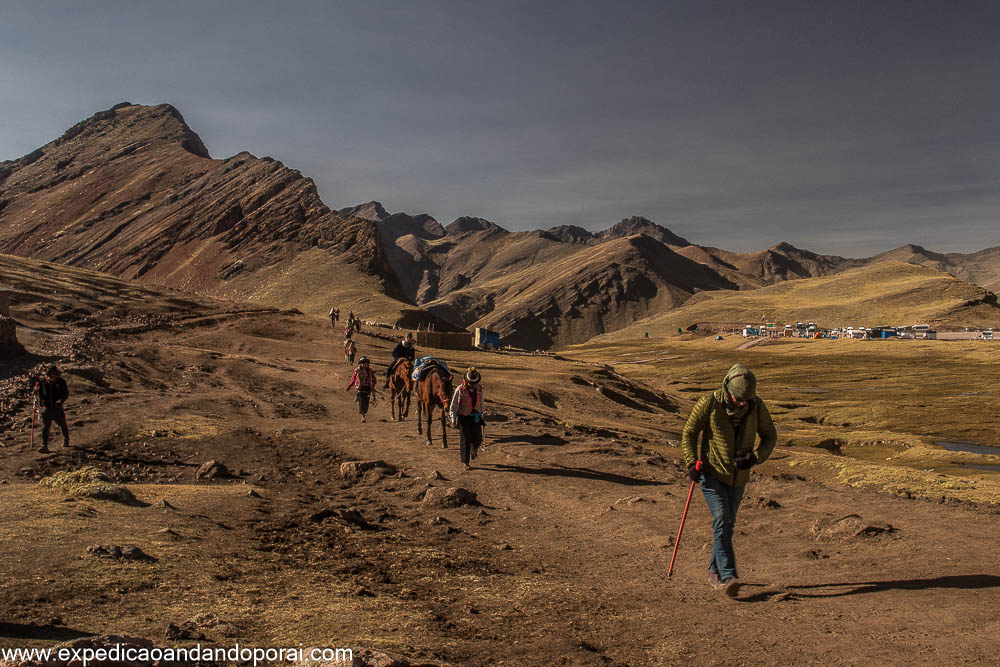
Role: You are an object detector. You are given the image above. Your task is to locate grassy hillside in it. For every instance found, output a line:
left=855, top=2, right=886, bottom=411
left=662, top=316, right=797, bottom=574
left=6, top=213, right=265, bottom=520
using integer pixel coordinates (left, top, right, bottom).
left=591, top=261, right=1000, bottom=342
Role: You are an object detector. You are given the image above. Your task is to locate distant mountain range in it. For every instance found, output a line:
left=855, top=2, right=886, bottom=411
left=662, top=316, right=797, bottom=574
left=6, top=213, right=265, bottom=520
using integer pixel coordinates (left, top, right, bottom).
left=1, top=103, right=996, bottom=348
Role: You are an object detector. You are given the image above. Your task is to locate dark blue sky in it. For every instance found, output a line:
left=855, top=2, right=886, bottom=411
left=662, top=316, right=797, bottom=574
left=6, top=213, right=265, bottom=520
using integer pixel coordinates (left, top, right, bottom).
left=2, top=1, right=999, bottom=256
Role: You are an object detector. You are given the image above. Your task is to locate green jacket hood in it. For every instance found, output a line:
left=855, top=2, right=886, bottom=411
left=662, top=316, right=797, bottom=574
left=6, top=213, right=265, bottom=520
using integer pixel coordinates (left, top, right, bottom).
left=723, top=364, right=757, bottom=401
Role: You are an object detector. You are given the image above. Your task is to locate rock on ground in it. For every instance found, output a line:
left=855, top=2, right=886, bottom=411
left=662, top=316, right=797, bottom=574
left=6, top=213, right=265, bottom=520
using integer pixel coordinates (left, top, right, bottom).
left=339, top=460, right=395, bottom=480
left=86, top=544, right=157, bottom=563
left=195, top=460, right=232, bottom=480
left=421, top=487, right=480, bottom=509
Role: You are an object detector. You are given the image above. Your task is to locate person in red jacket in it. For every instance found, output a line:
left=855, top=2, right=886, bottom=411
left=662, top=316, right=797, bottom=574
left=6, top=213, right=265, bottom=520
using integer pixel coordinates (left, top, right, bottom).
left=345, top=356, right=377, bottom=422
left=449, top=368, right=484, bottom=470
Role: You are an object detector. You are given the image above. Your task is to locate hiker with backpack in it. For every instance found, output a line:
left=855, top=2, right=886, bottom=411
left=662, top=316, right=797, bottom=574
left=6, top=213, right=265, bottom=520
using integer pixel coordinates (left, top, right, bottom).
left=680, top=363, right=777, bottom=597
left=36, top=365, right=70, bottom=452
left=344, top=338, right=357, bottom=364
left=345, top=356, right=377, bottom=423
left=449, top=367, right=485, bottom=470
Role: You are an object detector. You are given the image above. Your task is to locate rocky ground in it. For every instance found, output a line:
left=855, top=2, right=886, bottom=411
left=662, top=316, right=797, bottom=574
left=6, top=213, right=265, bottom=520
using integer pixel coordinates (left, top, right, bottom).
left=2, top=296, right=999, bottom=666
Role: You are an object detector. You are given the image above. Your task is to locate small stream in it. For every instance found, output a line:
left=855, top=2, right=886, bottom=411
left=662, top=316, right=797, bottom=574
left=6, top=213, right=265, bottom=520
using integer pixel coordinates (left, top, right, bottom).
left=934, top=440, right=1000, bottom=472
left=934, top=440, right=1000, bottom=456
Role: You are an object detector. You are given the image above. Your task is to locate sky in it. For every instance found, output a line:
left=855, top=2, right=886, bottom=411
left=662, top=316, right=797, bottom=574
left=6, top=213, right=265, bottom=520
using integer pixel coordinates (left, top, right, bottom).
left=1, top=0, right=999, bottom=256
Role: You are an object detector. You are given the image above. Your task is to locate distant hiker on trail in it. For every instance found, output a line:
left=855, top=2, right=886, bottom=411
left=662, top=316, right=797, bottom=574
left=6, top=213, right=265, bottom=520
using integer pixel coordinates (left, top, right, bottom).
left=345, top=356, right=377, bottom=423
left=680, top=363, right=777, bottom=598
left=329, top=307, right=338, bottom=327
left=36, top=365, right=70, bottom=452
left=385, top=332, right=416, bottom=388
left=449, top=367, right=485, bottom=470
left=344, top=338, right=356, bottom=365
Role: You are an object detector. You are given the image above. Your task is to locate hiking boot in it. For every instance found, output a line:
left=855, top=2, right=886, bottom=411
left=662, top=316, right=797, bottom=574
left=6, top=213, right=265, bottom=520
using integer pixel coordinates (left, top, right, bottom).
left=721, top=578, right=741, bottom=598
left=708, top=572, right=724, bottom=590
left=464, top=463, right=472, bottom=470
left=38, top=446, right=50, bottom=453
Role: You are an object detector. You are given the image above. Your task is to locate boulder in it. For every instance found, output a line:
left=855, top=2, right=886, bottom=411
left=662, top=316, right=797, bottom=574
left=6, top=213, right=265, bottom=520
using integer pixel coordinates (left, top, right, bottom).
left=195, top=460, right=232, bottom=480
left=339, top=460, right=395, bottom=480
left=421, top=487, right=480, bottom=509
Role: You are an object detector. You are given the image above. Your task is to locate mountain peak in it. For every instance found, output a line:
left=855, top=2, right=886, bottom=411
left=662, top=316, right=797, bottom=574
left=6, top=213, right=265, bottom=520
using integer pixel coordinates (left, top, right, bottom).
left=444, top=216, right=507, bottom=234
left=545, top=224, right=595, bottom=244
left=600, top=216, right=690, bottom=246
left=340, top=201, right=389, bottom=222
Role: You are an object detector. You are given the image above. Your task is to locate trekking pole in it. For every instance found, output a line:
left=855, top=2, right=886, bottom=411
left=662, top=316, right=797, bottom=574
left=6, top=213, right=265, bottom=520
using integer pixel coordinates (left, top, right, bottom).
left=668, top=461, right=703, bottom=577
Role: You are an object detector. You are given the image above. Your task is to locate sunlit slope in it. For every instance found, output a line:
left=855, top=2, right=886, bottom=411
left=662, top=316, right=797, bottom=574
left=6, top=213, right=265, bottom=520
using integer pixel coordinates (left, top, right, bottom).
left=592, top=261, right=1000, bottom=341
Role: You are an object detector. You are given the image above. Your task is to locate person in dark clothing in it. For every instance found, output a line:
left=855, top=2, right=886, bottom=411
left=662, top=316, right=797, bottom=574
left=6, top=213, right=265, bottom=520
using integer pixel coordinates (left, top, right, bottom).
left=384, top=333, right=416, bottom=388
left=37, top=365, right=70, bottom=452
left=449, top=368, right=484, bottom=470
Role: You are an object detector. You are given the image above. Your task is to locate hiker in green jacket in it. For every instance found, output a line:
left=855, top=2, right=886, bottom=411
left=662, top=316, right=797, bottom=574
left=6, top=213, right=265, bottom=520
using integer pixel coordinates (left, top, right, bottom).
left=680, top=363, right=777, bottom=597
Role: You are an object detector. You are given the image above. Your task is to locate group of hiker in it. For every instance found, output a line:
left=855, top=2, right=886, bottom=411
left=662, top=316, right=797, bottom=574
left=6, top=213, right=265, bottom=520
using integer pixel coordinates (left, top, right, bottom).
left=344, top=331, right=486, bottom=469
left=27, top=297, right=776, bottom=596
left=331, top=306, right=364, bottom=336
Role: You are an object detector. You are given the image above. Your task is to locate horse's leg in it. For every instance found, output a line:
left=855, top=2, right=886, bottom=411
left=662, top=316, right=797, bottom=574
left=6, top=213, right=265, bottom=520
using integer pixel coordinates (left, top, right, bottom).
left=390, top=388, right=396, bottom=421
left=425, top=404, right=433, bottom=446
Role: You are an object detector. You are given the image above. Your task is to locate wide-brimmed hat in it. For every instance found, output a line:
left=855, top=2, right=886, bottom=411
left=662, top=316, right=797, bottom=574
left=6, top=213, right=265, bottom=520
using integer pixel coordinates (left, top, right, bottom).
left=359, top=356, right=369, bottom=364
left=465, top=367, right=481, bottom=384
left=47, top=365, right=61, bottom=376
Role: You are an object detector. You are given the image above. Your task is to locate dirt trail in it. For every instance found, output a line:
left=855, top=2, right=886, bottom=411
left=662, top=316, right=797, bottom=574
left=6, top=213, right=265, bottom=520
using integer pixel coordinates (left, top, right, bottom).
left=2, top=313, right=999, bottom=665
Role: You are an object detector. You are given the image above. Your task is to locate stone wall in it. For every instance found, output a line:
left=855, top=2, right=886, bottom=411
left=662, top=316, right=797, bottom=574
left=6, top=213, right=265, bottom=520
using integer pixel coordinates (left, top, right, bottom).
left=0, top=314, right=25, bottom=357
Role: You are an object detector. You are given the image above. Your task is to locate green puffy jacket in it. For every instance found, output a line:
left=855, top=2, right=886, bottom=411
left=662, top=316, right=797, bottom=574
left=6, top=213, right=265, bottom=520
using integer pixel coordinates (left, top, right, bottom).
left=681, top=390, right=777, bottom=488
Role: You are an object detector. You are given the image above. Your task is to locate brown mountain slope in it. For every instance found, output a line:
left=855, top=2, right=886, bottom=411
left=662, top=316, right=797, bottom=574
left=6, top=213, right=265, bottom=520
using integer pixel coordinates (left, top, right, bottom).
left=364, top=205, right=729, bottom=347
left=422, top=234, right=737, bottom=349
left=594, top=261, right=1000, bottom=342
left=0, top=103, right=439, bottom=324
left=869, top=244, right=1000, bottom=292
left=675, top=241, right=862, bottom=287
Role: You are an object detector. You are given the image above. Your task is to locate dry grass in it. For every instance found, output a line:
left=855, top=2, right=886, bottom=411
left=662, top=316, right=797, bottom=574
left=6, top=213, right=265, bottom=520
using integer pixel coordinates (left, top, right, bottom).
left=38, top=466, right=138, bottom=504
left=567, top=329, right=1000, bottom=504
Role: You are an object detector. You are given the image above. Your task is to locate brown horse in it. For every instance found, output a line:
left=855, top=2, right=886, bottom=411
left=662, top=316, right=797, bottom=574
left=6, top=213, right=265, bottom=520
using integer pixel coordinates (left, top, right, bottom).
left=416, top=365, right=453, bottom=447
left=389, top=358, right=413, bottom=421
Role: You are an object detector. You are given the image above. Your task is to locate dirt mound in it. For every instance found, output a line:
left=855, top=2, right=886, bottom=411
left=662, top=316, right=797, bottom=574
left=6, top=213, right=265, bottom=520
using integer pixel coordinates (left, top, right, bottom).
left=811, top=514, right=895, bottom=541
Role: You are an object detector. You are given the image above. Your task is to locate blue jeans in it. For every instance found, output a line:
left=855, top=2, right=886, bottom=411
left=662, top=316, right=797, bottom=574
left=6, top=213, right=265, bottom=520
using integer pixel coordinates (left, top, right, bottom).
left=700, top=473, right=745, bottom=581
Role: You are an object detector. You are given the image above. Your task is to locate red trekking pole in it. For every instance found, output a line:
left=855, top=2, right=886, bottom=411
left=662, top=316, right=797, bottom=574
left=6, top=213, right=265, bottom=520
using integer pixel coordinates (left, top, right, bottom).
left=29, top=381, right=39, bottom=449
left=668, top=460, right=703, bottom=577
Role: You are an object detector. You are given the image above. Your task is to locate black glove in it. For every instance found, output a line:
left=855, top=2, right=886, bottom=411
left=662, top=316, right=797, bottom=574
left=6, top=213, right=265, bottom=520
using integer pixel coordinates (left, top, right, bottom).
left=687, top=463, right=701, bottom=482
left=734, top=451, right=758, bottom=470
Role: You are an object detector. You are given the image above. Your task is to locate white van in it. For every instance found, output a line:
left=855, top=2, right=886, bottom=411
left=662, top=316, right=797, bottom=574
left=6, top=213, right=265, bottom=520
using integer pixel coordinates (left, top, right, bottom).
left=912, top=324, right=931, bottom=333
